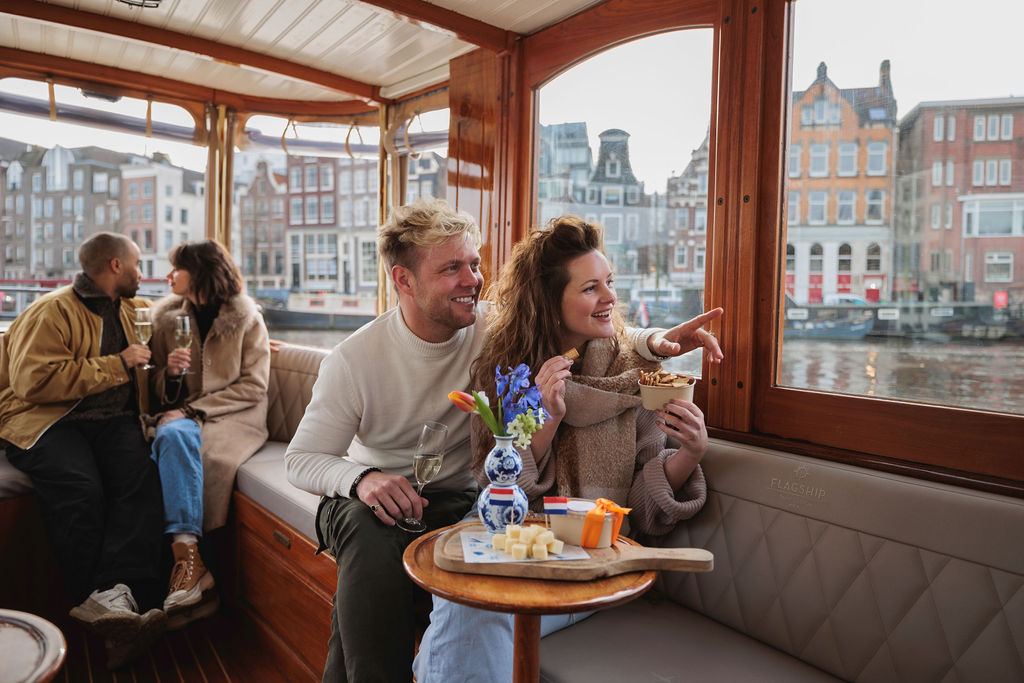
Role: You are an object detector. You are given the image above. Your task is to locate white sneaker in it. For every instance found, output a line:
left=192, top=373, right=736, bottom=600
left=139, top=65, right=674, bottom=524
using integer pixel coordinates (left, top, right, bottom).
left=69, top=584, right=143, bottom=640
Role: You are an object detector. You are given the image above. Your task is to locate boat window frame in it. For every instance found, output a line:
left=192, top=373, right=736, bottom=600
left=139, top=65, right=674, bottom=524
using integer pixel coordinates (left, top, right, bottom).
left=513, top=0, right=1023, bottom=494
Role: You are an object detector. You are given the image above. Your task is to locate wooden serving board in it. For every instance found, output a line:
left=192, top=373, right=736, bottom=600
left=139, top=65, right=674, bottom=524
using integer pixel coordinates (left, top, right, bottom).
left=433, top=524, right=713, bottom=581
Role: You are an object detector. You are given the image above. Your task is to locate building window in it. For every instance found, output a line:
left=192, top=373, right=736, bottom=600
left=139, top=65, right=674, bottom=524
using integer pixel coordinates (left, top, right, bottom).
left=837, top=143, right=857, bottom=176
left=788, top=191, right=800, bottom=224
left=837, top=190, right=855, bottom=224
left=143, top=204, right=153, bottom=222
left=360, top=241, right=378, bottom=285
left=305, top=196, right=319, bottom=223
left=603, top=187, right=622, bottom=206
left=987, top=114, right=999, bottom=140
left=866, top=142, right=886, bottom=175
left=945, top=160, right=954, bottom=186
left=947, top=115, right=956, bottom=141
left=95, top=205, right=106, bottom=225
left=973, top=160, right=984, bottom=186
left=1001, top=114, right=1013, bottom=140
left=606, top=158, right=620, bottom=177
left=931, top=161, right=943, bottom=186
left=93, top=172, right=108, bottom=193
left=289, top=167, right=302, bottom=192
left=999, top=159, right=1011, bottom=185
left=838, top=243, right=852, bottom=272
left=974, top=115, right=986, bottom=140
left=290, top=198, right=303, bottom=224
left=165, top=206, right=173, bottom=222
left=866, top=189, right=884, bottom=222
left=986, top=160, right=998, bottom=185
left=809, top=143, right=829, bottom=177
left=674, top=245, right=687, bottom=268
left=73, top=170, right=84, bottom=190
left=694, top=208, right=707, bottom=233
left=62, top=196, right=71, bottom=215
left=603, top=214, right=622, bottom=243
left=142, top=180, right=153, bottom=198
left=933, top=116, right=944, bottom=141
left=931, top=203, right=941, bottom=229
left=322, top=195, right=335, bottom=222
left=786, top=244, right=795, bottom=272
left=809, top=243, right=823, bottom=273
left=789, top=144, right=801, bottom=177
left=984, top=251, right=1012, bottom=282
left=321, top=165, right=334, bottom=191
left=808, top=190, right=827, bottom=224
left=866, top=243, right=882, bottom=272
left=694, top=246, right=705, bottom=272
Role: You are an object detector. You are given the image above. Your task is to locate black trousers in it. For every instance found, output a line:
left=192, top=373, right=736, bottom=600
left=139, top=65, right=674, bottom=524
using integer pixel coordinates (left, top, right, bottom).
left=7, top=415, right=164, bottom=609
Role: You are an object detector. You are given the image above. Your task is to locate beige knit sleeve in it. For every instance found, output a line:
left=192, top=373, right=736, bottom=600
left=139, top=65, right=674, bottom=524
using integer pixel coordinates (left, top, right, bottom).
left=626, top=409, right=708, bottom=537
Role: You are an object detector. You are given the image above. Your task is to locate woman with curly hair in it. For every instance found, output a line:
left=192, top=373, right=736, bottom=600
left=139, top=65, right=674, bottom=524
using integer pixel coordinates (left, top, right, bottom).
left=415, top=215, right=721, bottom=682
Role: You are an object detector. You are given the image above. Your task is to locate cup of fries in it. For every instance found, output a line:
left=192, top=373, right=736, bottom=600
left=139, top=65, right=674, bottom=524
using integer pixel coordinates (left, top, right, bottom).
left=637, top=370, right=696, bottom=410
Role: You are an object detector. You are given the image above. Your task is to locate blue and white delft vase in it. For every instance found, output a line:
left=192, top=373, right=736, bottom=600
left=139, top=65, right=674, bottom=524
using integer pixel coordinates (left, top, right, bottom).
left=477, top=434, right=528, bottom=533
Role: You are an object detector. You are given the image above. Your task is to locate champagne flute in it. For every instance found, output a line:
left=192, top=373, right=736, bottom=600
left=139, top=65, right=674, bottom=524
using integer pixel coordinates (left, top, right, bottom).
left=396, top=421, right=448, bottom=533
left=174, top=314, right=193, bottom=375
left=133, top=308, right=154, bottom=370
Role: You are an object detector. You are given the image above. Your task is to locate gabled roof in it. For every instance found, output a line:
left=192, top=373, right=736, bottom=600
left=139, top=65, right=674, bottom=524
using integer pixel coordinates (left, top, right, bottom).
left=792, top=61, right=897, bottom=126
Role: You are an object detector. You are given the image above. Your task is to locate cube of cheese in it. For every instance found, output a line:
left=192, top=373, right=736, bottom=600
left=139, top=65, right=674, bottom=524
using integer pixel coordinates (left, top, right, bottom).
left=505, top=524, right=521, bottom=540
left=491, top=534, right=506, bottom=551
left=510, top=543, right=528, bottom=560
left=536, top=530, right=554, bottom=546
left=519, top=526, right=538, bottom=545
left=531, top=543, right=548, bottom=560
left=547, top=539, right=564, bottom=555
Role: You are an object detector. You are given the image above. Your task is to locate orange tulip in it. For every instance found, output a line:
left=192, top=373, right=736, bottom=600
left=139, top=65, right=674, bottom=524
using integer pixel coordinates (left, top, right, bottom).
left=448, top=390, right=476, bottom=413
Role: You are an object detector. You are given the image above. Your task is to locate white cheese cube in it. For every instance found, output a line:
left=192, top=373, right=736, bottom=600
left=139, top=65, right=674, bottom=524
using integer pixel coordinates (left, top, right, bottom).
left=506, top=524, right=521, bottom=540
left=547, top=539, right=564, bottom=555
left=536, top=530, right=554, bottom=546
left=519, top=526, right=538, bottom=544
left=491, top=534, right=506, bottom=551
left=510, top=543, right=528, bottom=560
left=531, top=543, right=548, bottom=560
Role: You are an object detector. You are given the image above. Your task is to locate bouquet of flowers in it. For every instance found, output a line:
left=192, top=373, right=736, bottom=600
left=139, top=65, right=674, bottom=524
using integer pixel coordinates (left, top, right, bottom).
left=449, top=364, right=549, bottom=448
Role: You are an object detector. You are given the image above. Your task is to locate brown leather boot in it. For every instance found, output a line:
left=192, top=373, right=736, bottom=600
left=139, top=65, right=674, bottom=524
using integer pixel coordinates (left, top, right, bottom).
left=164, top=542, right=218, bottom=630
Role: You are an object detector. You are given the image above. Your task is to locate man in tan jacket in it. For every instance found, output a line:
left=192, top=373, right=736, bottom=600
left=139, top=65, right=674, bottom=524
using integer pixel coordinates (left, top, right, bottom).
left=0, top=232, right=166, bottom=669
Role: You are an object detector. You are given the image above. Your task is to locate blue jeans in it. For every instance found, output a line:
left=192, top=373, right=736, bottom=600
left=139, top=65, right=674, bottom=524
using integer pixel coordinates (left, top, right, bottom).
left=413, top=506, right=593, bottom=682
left=151, top=417, right=203, bottom=536
left=413, top=596, right=592, bottom=682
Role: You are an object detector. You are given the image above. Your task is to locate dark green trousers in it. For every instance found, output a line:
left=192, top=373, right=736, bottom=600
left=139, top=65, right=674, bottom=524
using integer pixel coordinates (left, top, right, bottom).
left=318, top=489, right=476, bottom=683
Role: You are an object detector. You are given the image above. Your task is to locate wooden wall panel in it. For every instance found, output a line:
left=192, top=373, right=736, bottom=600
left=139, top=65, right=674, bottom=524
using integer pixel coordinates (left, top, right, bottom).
left=447, top=47, right=521, bottom=284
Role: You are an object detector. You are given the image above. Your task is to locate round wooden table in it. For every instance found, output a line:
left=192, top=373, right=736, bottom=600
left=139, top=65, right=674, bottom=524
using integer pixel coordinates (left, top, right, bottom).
left=0, top=609, right=66, bottom=683
left=403, top=522, right=657, bottom=683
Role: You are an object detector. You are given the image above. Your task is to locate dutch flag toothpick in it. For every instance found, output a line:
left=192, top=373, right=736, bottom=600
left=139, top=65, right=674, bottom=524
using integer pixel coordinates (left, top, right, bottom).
left=489, top=487, right=516, bottom=506
left=543, top=497, right=568, bottom=515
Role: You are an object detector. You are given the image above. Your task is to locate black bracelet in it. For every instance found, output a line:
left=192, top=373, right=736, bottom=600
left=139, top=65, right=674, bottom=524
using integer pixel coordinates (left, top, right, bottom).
left=349, top=467, right=381, bottom=499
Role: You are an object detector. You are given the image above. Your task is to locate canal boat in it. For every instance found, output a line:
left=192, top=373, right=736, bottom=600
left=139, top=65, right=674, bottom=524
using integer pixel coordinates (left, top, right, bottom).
left=0, top=1, right=1020, bottom=681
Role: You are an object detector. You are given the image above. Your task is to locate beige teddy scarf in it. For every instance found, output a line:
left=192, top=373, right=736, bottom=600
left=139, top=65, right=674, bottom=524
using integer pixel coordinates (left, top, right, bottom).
left=553, top=337, right=662, bottom=505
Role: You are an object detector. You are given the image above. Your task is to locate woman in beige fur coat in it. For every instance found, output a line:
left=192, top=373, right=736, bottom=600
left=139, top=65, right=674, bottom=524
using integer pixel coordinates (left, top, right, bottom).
left=148, top=240, right=269, bottom=629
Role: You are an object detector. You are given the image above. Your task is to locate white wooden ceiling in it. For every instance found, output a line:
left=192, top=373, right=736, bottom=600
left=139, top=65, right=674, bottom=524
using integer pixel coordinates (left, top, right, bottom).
left=0, top=0, right=604, bottom=104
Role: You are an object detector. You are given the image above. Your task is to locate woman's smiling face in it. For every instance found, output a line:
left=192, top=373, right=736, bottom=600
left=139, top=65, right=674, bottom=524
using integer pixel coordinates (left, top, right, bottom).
left=559, top=249, right=617, bottom=351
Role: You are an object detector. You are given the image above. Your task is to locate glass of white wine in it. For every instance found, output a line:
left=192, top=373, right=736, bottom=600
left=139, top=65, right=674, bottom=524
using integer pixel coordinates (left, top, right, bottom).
left=133, top=308, right=154, bottom=370
left=396, top=421, right=448, bottom=533
left=174, top=314, right=193, bottom=375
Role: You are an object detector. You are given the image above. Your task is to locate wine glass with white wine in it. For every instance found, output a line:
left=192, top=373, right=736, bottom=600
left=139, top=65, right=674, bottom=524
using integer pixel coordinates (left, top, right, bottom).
left=174, top=314, right=193, bottom=375
left=133, top=308, right=154, bottom=370
left=396, top=421, right=448, bottom=533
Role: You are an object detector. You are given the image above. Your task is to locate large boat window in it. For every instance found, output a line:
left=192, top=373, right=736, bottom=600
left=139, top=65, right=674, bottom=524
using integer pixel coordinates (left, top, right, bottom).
left=780, top=0, right=1023, bottom=416
left=0, top=77, right=204, bottom=296
left=535, top=30, right=713, bottom=377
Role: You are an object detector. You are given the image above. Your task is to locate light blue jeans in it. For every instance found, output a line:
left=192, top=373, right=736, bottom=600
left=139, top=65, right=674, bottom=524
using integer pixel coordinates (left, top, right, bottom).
left=413, top=507, right=594, bottom=682
left=150, top=417, right=203, bottom=537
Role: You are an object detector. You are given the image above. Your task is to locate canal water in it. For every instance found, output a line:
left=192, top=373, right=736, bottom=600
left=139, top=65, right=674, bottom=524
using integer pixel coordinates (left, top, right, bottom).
left=268, top=328, right=1024, bottom=416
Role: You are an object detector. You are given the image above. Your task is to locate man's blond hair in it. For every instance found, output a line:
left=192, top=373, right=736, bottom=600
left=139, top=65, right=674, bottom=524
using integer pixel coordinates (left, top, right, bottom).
left=377, top=198, right=481, bottom=274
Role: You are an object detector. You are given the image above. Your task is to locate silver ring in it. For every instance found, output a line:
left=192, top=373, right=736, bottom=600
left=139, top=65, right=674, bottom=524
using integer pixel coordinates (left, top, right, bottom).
left=369, top=504, right=379, bottom=512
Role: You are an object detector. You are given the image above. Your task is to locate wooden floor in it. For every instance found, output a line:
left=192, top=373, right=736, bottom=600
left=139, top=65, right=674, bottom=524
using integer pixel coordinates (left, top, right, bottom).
left=49, top=606, right=290, bottom=682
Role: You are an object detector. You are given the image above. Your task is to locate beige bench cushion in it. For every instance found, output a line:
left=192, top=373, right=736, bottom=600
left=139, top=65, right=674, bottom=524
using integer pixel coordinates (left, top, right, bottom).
left=540, top=598, right=840, bottom=682
left=655, top=440, right=1024, bottom=682
left=236, top=443, right=321, bottom=542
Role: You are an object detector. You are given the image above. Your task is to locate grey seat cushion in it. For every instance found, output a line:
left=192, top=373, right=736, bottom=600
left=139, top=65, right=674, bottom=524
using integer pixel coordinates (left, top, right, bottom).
left=235, top=443, right=321, bottom=542
left=539, top=596, right=840, bottom=683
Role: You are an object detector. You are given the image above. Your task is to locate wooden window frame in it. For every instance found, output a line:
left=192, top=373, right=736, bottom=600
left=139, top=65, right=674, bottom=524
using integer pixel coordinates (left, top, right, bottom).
left=506, top=0, right=1022, bottom=494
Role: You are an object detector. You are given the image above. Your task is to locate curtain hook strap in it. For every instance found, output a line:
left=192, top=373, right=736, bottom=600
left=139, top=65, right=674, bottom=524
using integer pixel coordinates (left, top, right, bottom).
left=146, top=96, right=153, bottom=138
left=281, top=116, right=295, bottom=155
left=404, top=110, right=421, bottom=159
left=47, top=78, right=56, bottom=121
